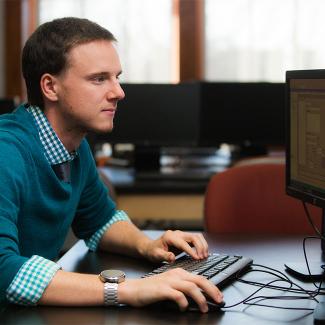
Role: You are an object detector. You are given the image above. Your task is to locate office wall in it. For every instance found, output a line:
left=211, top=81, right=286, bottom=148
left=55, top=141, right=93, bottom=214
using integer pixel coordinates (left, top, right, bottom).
left=0, top=1, right=4, bottom=97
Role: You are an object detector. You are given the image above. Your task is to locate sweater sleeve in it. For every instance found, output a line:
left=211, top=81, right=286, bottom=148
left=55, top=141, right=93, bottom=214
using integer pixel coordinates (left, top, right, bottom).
left=72, top=141, right=117, bottom=239
left=0, top=137, right=50, bottom=305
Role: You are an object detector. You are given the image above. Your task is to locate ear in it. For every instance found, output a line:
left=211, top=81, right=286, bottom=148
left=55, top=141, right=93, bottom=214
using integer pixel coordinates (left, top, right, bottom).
left=40, top=73, right=60, bottom=102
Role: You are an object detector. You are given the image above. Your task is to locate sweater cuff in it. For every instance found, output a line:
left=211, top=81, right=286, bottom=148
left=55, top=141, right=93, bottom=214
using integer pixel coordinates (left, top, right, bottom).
left=85, top=210, right=130, bottom=251
left=6, top=255, right=61, bottom=306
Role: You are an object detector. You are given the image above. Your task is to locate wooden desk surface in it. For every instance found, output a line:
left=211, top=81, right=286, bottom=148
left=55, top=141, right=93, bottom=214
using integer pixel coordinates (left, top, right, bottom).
left=2, top=231, right=322, bottom=324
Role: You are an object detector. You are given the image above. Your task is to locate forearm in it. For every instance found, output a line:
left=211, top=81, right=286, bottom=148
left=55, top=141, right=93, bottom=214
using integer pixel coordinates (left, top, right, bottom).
left=98, top=220, right=151, bottom=258
left=39, top=270, right=104, bottom=306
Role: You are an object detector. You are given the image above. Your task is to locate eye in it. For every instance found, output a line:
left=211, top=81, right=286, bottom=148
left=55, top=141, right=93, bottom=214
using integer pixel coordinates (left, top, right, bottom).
left=93, top=75, right=106, bottom=83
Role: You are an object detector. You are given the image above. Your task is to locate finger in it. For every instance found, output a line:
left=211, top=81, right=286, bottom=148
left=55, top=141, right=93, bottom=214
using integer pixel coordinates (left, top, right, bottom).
left=153, top=248, right=176, bottom=263
left=190, top=275, right=224, bottom=304
left=172, top=269, right=223, bottom=303
left=167, top=289, right=189, bottom=312
left=175, top=232, right=207, bottom=259
left=168, top=236, right=199, bottom=260
left=197, top=233, right=209, bottom=258
left=174, top=281, right=208, bottom=313
left=163, top=231, right=199, bottom=259
left=186, top=234, right=207, bottom=259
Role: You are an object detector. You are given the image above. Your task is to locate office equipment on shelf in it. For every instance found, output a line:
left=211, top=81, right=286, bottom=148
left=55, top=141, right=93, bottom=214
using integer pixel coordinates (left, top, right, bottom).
left=134, top=167, right=224, bottom=182
left=143, top=252, right=253, bottom=288
left=93, top=82, right=285, bottom=176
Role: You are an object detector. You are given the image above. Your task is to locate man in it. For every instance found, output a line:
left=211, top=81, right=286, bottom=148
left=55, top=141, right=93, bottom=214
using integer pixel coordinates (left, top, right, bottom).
left=0, top=17, right=223, bottom=313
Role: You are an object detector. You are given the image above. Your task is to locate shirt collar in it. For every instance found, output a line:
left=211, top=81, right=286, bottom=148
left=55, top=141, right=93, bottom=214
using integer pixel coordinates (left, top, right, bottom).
left=26, top=105, right=77, bottom=165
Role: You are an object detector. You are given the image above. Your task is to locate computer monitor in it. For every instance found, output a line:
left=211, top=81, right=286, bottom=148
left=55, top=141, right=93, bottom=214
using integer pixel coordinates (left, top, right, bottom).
left=285, top=69, right=325, bottom=279
left=199, top=82, right=285, bottom=153
left=102, top=83, right=200, bottom=146
left=93, top=82, right=286, bottom=174
left=95, top=82, right=201, bottom=170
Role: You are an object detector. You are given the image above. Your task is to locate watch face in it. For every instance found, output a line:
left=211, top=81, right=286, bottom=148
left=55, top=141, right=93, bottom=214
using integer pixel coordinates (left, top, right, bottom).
left=100, top=269, right=126, bottom=283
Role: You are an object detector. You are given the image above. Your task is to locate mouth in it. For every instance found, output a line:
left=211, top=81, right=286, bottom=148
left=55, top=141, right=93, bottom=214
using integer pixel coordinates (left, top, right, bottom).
left=101, top=108, right=116, bottom=116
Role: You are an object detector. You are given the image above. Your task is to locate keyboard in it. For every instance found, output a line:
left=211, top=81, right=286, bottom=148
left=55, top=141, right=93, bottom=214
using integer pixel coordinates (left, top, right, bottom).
left=142, top=253, right=253, bottom=287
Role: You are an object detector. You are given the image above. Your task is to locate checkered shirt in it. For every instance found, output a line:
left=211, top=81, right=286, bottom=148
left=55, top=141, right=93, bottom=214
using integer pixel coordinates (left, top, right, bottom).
left=6, top=106, right=130, bottom=305
left=26, top=106, right=77, bottom=164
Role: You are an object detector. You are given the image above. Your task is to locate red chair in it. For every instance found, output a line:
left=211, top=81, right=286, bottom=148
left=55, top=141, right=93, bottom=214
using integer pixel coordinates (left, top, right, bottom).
left=204, top=163, right=322, bottom=235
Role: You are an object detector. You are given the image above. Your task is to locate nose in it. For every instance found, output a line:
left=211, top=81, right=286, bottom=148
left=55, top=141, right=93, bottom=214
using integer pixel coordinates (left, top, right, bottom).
left=115, top=81, right=125, bottom=100
left=108, top=81, right=125, bottom=102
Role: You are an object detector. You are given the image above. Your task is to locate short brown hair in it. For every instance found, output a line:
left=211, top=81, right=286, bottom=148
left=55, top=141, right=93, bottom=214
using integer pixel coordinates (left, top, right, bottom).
left=22, top=17, right=116, bottom=109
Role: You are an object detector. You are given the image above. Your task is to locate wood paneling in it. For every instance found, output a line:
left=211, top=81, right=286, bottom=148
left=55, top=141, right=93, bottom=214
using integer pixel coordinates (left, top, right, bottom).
left=4, top=0, right=38, bottom=100
left=179, top=0, right=204, bottom=81
left=117, top=194, right=204, bottom=220
left=4, top=0, right=204, bottom=96
left=4, top=0, right=22, bottom=99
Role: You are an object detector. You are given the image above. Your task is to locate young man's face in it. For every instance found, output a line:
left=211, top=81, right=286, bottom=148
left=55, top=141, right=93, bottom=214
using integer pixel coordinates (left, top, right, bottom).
left=53, top=40, right=125, bottom=134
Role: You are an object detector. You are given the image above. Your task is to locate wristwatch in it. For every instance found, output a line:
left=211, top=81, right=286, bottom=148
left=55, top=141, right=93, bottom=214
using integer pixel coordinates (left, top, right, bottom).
left=99, top=269, right=126, bottom=306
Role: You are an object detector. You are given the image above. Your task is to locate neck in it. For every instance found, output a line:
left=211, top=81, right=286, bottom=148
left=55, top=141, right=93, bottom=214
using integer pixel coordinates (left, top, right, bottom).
left=44, top=106, right=85, bottom=152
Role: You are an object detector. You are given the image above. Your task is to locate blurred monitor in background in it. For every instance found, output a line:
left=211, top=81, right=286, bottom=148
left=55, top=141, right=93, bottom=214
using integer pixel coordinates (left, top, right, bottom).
left=0, top=99, right=16, bottom=115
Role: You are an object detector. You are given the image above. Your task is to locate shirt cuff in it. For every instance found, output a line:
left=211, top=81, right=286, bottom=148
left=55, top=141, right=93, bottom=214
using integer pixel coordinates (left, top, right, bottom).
left=6, top=255, right=61, bottom=306
left=85, top=210, right=130, bottom=252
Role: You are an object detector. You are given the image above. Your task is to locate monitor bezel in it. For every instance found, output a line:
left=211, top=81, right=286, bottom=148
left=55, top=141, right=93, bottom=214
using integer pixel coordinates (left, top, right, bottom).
left=96, top=82, right=201, bottom=148
left=285, top=69, right=325, bottom=209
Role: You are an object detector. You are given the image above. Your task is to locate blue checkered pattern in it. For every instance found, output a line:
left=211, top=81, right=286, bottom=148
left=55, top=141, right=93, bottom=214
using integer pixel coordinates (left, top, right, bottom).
left=6, top=255, right=61, bottom=305
left=26, top=106, right=77, bottom=164
left=85, top=210, right=130, bottom=251
left=5, top=106, right=131, bottom=305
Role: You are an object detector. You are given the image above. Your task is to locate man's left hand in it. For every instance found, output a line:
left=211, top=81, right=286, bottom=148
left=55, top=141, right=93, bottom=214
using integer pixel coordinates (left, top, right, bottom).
left=142, top=230, right=209, bottom=263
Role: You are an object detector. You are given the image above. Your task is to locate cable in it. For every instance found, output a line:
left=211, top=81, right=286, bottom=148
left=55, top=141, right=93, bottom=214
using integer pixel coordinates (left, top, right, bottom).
left=302, top=202, right=325, bottom=240
left=242, top=265, right=319, bottom=301
left=302, top=236, right=325, bottom=292
left=251, top=263, right=325, bottom=296
left=219, top=202, right=325, bottom=311
left=223, top=277, right=316, bottom=311
left=222, top=263, right=320, bottom=310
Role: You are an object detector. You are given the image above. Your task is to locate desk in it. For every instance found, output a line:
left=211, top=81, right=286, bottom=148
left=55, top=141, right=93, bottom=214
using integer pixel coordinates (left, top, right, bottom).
left=2, top=231, right=322, bottom=324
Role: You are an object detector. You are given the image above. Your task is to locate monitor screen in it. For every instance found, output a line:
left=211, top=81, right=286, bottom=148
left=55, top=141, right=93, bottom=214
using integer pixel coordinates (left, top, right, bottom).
left=96, top=83, right=201, bottom=147
left=286, top=70, right=325, bottom=208
left=199, top=82, right=285, bottom=147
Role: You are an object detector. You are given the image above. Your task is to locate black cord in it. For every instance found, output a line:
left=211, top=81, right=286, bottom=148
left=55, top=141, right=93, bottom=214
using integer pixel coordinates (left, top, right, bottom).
left=223, top=277, right=317, bottom=310
left=238, top=277, right=322, bottom=296
left=302, top=236, right=325, bottom=292
left=219, top=202, right=325, bottom=311
left=222, top=263, right=320, bottom=310
left=302, top=202, right=325, bottom=240
left=300, top=203, right=325, bottom=292
left=243, top=265, right=319, bottom=301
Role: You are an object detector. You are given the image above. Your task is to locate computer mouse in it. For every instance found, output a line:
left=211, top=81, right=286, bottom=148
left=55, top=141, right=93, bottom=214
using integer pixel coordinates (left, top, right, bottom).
left=187, top=297, right=225, bottom=312
left=150, top=296, right=225, bottom=313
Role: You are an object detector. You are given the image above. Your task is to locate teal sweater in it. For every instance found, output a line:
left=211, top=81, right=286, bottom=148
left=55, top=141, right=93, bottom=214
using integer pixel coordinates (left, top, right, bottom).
left=0, top=106, right=116, bottom=304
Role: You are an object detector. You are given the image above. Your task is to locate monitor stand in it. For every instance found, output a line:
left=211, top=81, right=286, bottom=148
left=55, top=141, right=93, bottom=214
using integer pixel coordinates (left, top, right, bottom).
left=284, top=208, right=325, bottom=281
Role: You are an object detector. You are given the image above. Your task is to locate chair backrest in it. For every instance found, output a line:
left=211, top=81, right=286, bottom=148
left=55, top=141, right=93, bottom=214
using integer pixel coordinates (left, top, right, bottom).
left=204, top=163, right=322, bottom=234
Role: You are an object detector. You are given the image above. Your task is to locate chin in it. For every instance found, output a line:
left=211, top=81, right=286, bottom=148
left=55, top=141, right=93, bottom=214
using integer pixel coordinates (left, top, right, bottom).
left=92, top=124, right=114, bottom=134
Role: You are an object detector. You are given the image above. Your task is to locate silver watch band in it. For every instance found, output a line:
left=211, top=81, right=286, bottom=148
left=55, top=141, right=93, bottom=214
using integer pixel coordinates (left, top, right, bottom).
left=103, top=282, right=119, bottom=306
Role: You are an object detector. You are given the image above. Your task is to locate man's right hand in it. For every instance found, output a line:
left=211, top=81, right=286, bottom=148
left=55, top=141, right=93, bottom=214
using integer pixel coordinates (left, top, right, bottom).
left=117, top=268, right=223, bottom=313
